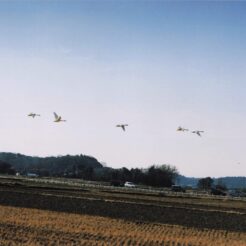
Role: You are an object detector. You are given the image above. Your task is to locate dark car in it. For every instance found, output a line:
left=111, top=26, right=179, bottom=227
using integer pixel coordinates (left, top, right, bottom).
left=110, top=180, right=124, bottom=187
left=211, top=188, right=226, bottom=196
left=171, top=185, right=186, bottom=192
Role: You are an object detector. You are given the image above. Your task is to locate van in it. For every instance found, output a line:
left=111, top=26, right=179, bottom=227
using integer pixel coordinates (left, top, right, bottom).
left=124, top=181, right=136, bottom=188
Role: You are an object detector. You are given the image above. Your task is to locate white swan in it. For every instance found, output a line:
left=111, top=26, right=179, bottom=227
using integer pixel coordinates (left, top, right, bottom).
left=54, top=112, right=66, bottom=122
left=28, top=113, right=41, bottom=118
left=192, top=130, right=204, bottom=137
left=177, top=126, right=189, bottom=132
left=116, top=124, right=128, bottom=131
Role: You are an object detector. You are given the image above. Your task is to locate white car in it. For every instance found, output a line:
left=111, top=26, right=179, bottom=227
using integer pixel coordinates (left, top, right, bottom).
left=124, top=181, right=136, bottom=188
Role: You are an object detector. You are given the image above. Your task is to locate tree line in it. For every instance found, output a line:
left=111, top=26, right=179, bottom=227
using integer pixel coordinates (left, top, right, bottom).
left=1, top=152, right=244, bottom=189
left=0, top=152, right=178, bottom=187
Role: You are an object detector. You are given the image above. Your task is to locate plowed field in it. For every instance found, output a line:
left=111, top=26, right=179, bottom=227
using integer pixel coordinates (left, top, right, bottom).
left=0, top=177, right=245, bottom=245
left=0, top=205, right=245, bottom=246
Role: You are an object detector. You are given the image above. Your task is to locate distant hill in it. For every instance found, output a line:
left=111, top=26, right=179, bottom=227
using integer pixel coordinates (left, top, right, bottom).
left=176, top=175, right=246, bottom=189
left=176, top=175, right=199, bottom=188
left=213, top=177, right=246, bottom=189
left=0, top=152, right=103, bottom=177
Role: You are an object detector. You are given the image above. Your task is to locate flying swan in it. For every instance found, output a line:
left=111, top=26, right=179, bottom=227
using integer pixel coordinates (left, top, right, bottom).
left=116, top=124, right=128, bottom=131
left=54, top=112, right=66, bottom=122
left=192, top=130, right=204, bottom=137
left=28, top=113, right=40, bottom=118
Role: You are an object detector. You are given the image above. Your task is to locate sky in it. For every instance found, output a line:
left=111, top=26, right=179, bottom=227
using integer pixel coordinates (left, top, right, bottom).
left=0, top=1, right=246, bottom=177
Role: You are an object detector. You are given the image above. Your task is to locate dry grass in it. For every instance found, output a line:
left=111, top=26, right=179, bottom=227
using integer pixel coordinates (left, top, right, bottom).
left=0, top=205, right=245, bottom=246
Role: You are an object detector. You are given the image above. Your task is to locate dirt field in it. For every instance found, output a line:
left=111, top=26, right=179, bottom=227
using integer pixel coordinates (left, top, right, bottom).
left=0, top=205, right=245, bottom=246
left=0, top=176, right=245, bottom=245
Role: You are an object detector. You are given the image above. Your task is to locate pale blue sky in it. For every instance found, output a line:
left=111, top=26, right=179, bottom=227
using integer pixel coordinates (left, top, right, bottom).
left=0, top=1, right=246, bottom=177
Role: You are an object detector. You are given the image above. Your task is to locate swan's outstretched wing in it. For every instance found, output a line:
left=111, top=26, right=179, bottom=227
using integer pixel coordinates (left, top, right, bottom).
left=54, top=112, right=59, bottom=120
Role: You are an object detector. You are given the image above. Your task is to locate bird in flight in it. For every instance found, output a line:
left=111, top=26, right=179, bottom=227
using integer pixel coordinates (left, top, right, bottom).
left=116, top=124, right=128, bottom=131
left=28, top=113, right=40, bottom=118
left=177, top=126, right=189, bottom=132
left=192, top=130, right=204, bottom=137
left=54, top=112, right=66, bottom=122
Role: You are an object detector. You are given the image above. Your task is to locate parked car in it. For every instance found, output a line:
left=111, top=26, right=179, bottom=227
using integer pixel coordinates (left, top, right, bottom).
left=211, top=188, right=226, bottom=196
left=124, top=181, right=136, bottom=188
left=171, top=185, right=185, bottom=192
left=26, top=173, right=38, bottom=178
left=110, top=180, right=124, bottom=187
left=228, top=190, right=246, bottom=198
